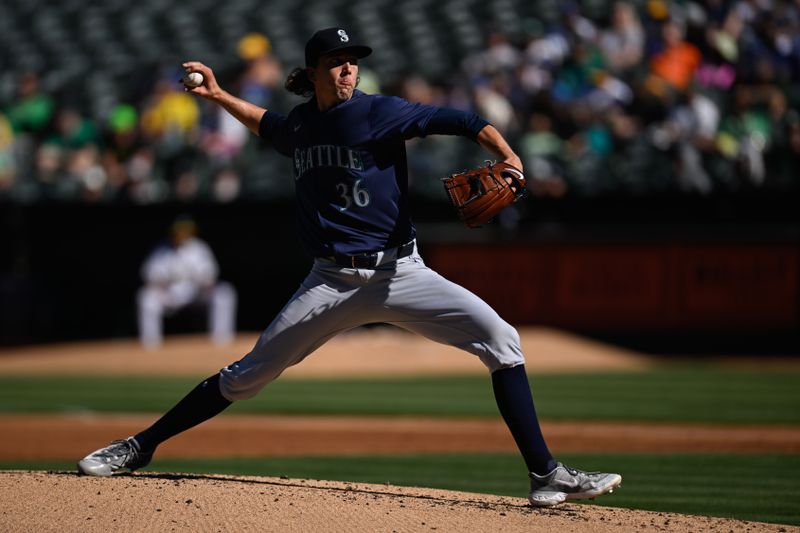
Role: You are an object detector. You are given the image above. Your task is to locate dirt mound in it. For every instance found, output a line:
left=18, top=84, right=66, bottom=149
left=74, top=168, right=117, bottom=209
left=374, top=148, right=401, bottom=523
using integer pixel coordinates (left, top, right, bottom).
left=0, top=327, right=652, bottom=377
left=0, top=471, right=791, bottom=533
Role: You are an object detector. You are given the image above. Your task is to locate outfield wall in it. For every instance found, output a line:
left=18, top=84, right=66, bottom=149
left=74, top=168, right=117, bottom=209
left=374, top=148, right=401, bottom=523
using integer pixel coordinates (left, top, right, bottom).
left=1, top=201, right=798, bottom=346
left=425, top=242, right=799, bottom=330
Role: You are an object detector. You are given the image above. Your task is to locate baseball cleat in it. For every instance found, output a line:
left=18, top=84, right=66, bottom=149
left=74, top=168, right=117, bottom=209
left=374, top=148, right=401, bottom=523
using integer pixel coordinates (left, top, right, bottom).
left=528, top=463, right=622, bottom=507
left=77, top=437, right=153, bottom=477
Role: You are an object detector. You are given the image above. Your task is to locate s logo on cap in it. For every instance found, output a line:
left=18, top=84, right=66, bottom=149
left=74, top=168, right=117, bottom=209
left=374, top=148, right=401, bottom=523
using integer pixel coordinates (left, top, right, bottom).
left=304, top=28, right=371, bottom=66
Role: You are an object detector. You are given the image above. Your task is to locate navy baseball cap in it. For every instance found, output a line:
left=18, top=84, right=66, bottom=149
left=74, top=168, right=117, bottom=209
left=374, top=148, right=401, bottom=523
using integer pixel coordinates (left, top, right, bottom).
left=305, top=28, right=372, bottom=66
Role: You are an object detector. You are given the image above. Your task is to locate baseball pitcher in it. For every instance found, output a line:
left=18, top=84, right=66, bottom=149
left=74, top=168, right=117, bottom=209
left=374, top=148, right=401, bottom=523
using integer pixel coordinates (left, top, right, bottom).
left=77, top=28, right=621, bottom=507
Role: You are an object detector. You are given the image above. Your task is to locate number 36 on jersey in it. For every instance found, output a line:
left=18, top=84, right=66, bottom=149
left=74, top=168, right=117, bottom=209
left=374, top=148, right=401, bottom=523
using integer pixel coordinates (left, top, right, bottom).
left=335, top=179, right=371, bottom=212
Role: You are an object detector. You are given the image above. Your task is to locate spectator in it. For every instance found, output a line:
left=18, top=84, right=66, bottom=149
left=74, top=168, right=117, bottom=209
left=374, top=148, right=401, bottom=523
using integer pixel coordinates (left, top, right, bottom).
left=6, top=73, right=54, bottom=139
left=137, top=216, right=237, bottom=348
left=599, top=2, right=645, bottom=75
left=140, top=72, right=204, bottom=201
left=518, top=113, right=567, bottom=197
left=666, top=88, right=720, bottom=194
left=201, top=33, right=287, bottom=203
left=46, top=108, right=107, bottom=201
left=140, top=76, right=201, bottom=140
left=716, top=84, right=778, bottom=187
left=202, top=33, right=282, bottom=167
left=101, top=104, right=144, bottom=200
left=649, top=20, right=702, bottom=92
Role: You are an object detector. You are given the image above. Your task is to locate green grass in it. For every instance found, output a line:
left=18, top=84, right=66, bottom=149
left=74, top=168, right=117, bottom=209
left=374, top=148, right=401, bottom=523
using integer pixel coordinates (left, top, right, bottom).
left=1, top=367, right=799, bottom=423
left=4, top=453, right=799, bottom=526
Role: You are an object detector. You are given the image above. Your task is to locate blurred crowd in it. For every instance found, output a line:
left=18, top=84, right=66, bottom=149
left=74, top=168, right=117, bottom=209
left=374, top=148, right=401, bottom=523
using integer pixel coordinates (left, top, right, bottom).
left=1, top=0, right=799, bottom=204
left=402, top=0, right=800, bottom=199
left=0, top=33, right=294, bottom=204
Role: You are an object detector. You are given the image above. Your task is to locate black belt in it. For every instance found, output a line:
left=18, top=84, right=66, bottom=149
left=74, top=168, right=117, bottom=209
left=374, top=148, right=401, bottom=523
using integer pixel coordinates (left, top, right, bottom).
left=331, top=240, right=415, bottom=269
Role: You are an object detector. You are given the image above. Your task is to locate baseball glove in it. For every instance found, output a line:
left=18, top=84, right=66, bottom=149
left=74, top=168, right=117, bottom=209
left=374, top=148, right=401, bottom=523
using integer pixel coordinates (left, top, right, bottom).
left=442, top=161, right=527, bottom=228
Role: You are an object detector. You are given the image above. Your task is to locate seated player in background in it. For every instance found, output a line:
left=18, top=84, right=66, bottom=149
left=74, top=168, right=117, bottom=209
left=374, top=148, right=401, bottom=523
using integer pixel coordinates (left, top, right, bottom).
left=137, top=215, right=237, bottom=348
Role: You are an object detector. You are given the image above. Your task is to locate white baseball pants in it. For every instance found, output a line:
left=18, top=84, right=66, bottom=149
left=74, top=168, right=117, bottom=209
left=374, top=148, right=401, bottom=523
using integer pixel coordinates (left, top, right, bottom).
left=219, top=245, right=524, bottom=401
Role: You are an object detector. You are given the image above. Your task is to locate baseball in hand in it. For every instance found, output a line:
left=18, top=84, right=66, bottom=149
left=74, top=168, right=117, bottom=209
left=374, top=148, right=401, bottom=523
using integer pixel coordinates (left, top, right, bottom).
left=182, top=72, right=204, bottom=88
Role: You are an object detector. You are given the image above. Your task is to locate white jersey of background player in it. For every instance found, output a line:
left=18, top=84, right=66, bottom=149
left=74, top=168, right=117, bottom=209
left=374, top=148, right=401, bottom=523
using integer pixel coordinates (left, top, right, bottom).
left=137, top=217, right=236, bottom=348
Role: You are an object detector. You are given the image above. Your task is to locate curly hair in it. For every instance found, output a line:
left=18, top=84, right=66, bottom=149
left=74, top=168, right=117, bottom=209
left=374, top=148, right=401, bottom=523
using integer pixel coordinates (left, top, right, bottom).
left=285, top=68, right=315, bottom=97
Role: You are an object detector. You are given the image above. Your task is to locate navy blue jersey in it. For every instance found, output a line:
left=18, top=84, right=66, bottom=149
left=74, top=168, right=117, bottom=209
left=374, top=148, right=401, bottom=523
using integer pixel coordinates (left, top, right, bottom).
left=259, top=90, right=478, bottom=257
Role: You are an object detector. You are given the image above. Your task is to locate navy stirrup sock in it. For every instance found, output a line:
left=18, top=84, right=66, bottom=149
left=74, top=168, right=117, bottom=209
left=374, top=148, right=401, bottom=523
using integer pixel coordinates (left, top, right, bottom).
left=134, top=373, right=232, bottom=453
left=491, top=365, right=557, bottom=476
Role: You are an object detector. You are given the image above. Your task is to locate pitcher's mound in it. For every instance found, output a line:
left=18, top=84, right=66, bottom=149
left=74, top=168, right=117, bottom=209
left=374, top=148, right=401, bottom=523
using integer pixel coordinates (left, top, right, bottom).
left=0, top=471, right=790, bottom=532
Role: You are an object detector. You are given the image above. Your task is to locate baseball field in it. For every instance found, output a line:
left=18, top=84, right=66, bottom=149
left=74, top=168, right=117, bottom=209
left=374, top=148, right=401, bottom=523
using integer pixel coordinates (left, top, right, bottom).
left=0, top=327, right=798, bottom=532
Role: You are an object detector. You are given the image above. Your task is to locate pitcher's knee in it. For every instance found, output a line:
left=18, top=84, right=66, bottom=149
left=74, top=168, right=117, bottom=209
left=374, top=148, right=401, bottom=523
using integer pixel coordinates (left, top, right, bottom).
left=219, top=354, right=285, bottom=402
left=219, top=370, right=258, bottom=401
left=219, top=384, right=255, bottom=402
left=481, top=321, right=525, bottom=372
